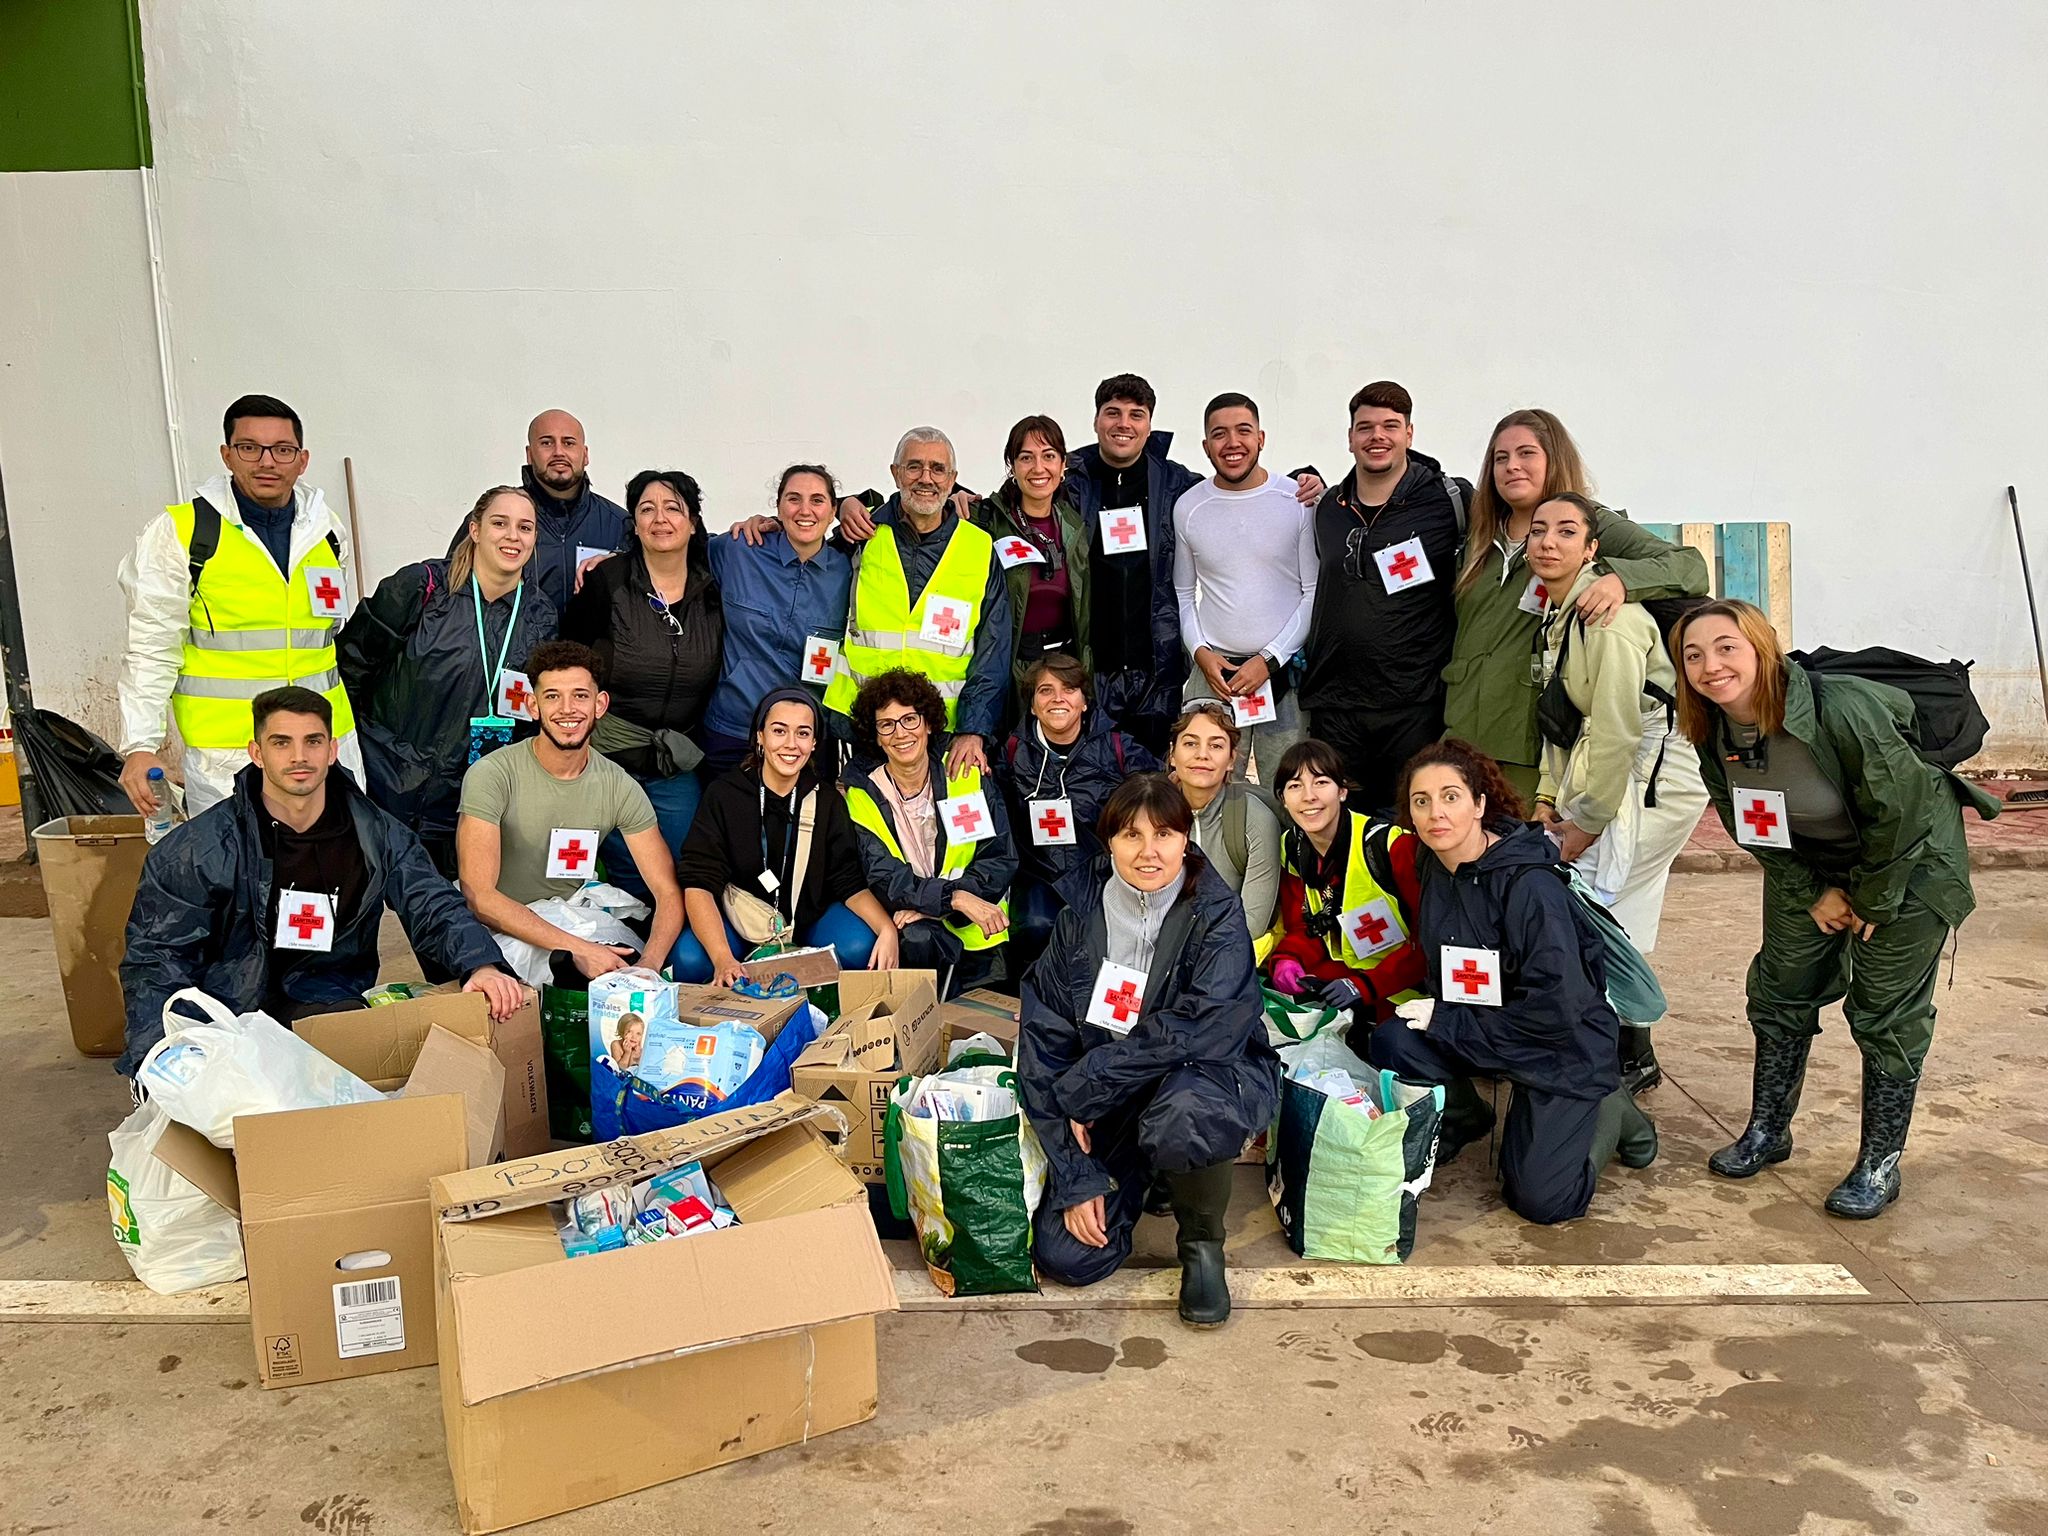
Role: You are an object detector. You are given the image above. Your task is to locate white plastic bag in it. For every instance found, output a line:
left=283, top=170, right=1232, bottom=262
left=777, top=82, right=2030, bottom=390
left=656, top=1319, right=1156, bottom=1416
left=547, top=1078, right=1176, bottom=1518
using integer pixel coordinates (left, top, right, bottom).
left=493, top=883, right=650, bottom=988
left=107, top=1099, right=246, bottom=1294
left=135, top=988, right=383, bottom=1148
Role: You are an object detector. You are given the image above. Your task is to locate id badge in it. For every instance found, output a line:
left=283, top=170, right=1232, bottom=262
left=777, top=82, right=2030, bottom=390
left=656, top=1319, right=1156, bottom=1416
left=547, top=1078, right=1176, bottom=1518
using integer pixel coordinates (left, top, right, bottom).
left=1341, top=897, right=1404, bottom=959
left=496, top=670, right=536, bottom=720
left=1085, top=960, right=1148, bottom=1035
left=799, top=634, right=841, bottom=686
left=275, top=889, right=336, bottom=953
left=303, top=565, right=349, bottom=620
left=940, top=789, right=994, bottom=844
left=1098, top=507, right=1147, bottom=555
left=1734, top=788, right=1792, bottom=849
left=1029, top=797, right=1077, bottom=846
left=575, top=544, right=612, bottom=570
left=1440, top=945, right=1503, bottom=1007
left=467, top=714, right=514, bottom=766
left=1374, top=535, right=1434, bottom=593
left=919, top=593, right=971, bottom=651
left=1230, top=680, right=1276, bottom=728
left=545, top=827, right=600, bottom=881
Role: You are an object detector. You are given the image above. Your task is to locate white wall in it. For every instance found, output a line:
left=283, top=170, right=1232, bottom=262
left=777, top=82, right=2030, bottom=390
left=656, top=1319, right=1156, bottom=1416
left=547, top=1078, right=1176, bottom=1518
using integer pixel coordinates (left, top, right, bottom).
left=3, top=0, right=2045, bottom=761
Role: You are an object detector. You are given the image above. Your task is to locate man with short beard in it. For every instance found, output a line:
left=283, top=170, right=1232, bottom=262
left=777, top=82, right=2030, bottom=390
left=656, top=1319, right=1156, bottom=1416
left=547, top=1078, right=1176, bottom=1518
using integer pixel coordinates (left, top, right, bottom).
left=450, top=409, right=628, bottom=609
left=456, top=640, right=685, bottom=983
left=822, top=427, right=1012, bottom=776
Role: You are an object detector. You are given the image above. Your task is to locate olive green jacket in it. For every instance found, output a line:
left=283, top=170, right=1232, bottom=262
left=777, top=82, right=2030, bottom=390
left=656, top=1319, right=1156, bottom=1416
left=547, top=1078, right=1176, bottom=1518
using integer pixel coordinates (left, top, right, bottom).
left=1444, top=505, right=1707, bottom=770
left=1696, top=661, right=1999, bottom=927
left=969, top=484, right=1091, bottom=697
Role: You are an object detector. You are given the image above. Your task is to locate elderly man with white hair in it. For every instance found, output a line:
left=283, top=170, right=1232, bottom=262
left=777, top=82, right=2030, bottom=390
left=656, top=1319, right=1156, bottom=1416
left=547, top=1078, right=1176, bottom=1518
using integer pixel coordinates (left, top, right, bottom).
left=821, top=427, right=1013, bottom=776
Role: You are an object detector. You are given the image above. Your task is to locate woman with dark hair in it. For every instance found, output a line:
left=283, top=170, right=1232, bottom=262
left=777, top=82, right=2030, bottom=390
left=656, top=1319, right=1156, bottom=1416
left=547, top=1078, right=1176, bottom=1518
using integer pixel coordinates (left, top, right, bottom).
left=1441, top=408, right=1708, bottom=802
left=1262, top=738, right=1426, bottom=1032
left=1365, top=739, right=1658, bottom=1225
left=842, top=668, right=1017, bottom=994
left=1017, top=773, right=1279, bottom=1326
left=672, top=688, right=896, bottom=983
left=998, top=653, right=1160, bottom=987
left=1167, top=700, right=1282, bottom=946
left=980, top=415, right=1092, bottom=727
left=339, top=485, right=558, bottom=876
left=1673, top=601, right=1997, bottom=1217
left=704, top=464, right=853, bottom=775
left=562, top=469, right=724, bottom=899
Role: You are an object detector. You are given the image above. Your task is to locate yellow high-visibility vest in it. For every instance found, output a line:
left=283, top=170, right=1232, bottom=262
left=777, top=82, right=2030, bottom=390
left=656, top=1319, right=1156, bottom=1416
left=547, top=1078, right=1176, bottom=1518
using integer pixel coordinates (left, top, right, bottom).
left=1264, top=810, right=1418, bottom=995
left=823, top=520, right=992, bottom=728
left=846, top=764, right=1010, bottom=952
left=167, top=500, right=356, bottom=749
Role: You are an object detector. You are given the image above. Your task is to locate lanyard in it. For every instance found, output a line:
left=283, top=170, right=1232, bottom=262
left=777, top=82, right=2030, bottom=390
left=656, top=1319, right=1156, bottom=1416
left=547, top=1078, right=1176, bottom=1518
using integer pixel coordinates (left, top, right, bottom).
left=471, top=578, right=523, bottom=712
left=758, top=781, right=800, bottom=915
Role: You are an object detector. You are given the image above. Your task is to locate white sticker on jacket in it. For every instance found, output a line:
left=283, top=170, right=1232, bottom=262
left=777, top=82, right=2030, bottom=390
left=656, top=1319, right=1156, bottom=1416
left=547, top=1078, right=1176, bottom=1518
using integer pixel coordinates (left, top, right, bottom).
left=1374, top=536, right=1434, bottom=593
left=995, top=535, right=1046, bottom=569
left=496, top=669, right=536, bottom=720
left=799, top=634, right=840, bottom=684
left=575, top=544, right=612, bottom=570
left=919, top=593, right=972, bottom=651
left=1230, top=680, right=1276, bottom=728
left=1085, top=960, right=1148, bottom=1035
left=1440, top=945, right=1502, bottom=1007
left=303, top=565, right=348, bottom=619
left=1341, top=897, right=1405, bottom=959
left=1734, top=788, right=1792, bottom=849
left=1028, top=797, right=1076, bottom=847
left=274, top=889, right=336, bottom=953
left=546, top=827, right=601, bottom=881
left=940, top=789, right=994, bottom=844
left=1098, top=507, right=1147, bottom=555
left=1517, top=574, right=1552, bottom=615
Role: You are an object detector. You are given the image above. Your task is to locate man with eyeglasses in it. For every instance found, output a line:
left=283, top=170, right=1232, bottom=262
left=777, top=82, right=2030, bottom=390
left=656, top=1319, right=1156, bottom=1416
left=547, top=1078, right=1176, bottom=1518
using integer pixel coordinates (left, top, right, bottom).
left=118, top=394, right=366, bottom=817
left=1298, top=381, right=1471, bottom=812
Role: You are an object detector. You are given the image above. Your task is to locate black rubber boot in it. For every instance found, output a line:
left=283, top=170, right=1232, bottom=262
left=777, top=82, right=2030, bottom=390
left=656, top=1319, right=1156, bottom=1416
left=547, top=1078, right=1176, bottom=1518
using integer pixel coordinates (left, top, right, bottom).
left=1165, top=1160, right=1234, bottom=1328
left=1824, top=1061, right=1919, bottom=1220
left=1619, top=1023, right=1663, bottom=1096
left=1708, top=1034, right=1812, bottom=1179
left=1589, top=1087, right=1660, bottom=1174
left=1143, top=1175, right=1174, bottom=1217
left=1434, top=1077, right=1497, bottom=1166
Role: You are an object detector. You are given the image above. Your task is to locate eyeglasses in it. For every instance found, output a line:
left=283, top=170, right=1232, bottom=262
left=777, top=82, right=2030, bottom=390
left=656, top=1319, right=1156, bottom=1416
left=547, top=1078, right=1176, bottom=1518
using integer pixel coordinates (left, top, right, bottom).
left=230, top=442, right=301, bottom=463
left=644, top=592, right=683, bottom=635
left=874, top=715, right=926, bottom=737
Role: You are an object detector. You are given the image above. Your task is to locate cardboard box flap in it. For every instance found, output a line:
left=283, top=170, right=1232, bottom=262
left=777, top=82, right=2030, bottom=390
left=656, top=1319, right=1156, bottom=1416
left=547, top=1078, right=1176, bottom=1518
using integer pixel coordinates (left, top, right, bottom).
left=449, top=1201, right=896, bottom=1406
left=737, top=946, right=841, bottom=988
left=152, top=1119, right=242, bottom=1216
left=834, top=970, right=940, bottom=1017
left=297, top=993, right=493, bottom=1090
left=400, top=1025, right=507, bottom=1167
left=706, top=1123, right=866, bottom=1223
left=432, top=1093, right=846, bottom=1222
left=237, top=1095, right=468, bottom=1221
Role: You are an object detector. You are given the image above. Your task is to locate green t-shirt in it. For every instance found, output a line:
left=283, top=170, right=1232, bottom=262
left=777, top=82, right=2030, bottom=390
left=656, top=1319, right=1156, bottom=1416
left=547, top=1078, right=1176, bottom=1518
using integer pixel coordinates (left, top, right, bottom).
left=458, top=740, right=659, bottom=904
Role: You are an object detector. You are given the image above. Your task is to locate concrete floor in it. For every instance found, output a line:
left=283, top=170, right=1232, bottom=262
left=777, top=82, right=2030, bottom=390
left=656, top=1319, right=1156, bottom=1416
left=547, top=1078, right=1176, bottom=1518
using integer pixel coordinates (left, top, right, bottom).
left=3, top=872, right=2046, bottom=1534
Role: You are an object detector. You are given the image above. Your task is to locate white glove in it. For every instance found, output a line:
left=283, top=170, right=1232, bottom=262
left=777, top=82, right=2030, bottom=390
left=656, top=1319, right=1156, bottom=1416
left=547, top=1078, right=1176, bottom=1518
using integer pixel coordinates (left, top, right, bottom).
left=1395, top=997, right=1435, bottom=1032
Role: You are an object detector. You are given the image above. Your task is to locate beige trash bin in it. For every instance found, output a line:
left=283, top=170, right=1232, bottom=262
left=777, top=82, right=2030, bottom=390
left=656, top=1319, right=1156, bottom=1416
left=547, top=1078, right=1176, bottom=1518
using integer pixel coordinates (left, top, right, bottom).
left=33, top=815, right=149, bottom=1057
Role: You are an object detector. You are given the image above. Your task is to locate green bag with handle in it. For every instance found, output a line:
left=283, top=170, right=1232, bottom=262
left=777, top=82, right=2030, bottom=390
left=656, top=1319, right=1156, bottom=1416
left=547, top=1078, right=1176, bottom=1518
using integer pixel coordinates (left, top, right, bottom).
left=883, top=1054, right=1047, bottom=1296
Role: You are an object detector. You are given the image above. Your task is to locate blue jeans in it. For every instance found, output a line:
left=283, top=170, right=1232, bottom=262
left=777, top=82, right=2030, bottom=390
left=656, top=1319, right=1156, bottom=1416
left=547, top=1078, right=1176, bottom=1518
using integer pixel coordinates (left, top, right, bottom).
left=600, top=768, right=700, bottom=904
left=669, top=900, right=878, bottom=981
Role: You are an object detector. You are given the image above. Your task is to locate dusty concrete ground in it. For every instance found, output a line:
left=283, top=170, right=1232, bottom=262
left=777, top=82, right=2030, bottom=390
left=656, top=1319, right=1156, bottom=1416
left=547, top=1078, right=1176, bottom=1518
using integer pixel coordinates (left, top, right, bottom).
left=2, top=871, right=2045, bottom=1535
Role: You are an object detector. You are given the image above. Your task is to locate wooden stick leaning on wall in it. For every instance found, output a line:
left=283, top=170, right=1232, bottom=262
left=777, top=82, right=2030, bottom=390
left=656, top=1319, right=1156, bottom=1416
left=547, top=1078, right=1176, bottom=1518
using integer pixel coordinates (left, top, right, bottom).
left=342, top=456, right=367, bottom=595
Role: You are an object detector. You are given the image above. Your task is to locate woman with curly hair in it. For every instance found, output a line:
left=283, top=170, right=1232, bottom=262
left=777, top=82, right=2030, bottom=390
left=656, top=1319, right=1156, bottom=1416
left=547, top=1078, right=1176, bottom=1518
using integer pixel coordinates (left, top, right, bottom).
left=1364, top=739, right=1658, bottom=1225
left=842, top=668, right=1017, bottom=993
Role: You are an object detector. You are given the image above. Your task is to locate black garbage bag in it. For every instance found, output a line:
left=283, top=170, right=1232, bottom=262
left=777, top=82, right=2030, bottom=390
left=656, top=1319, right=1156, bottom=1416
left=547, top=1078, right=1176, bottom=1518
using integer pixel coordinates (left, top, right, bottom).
left=16, top=708, right=131, bottom=818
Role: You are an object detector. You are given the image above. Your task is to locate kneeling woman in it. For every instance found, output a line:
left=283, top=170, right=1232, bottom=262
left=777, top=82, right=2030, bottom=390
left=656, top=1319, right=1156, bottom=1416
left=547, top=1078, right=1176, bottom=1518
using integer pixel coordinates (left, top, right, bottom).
left=1365, top=741, right=1657, bottom=1225
left=1168, top=700, right=1283, bottom=945
left=843, top=669, right=1017, bottom=995
left=1674, top=601, right=1997, bottom=1218
left=672, top=689, right=898, bottom=983
left=1018, top=774, right=1280, bottom=1326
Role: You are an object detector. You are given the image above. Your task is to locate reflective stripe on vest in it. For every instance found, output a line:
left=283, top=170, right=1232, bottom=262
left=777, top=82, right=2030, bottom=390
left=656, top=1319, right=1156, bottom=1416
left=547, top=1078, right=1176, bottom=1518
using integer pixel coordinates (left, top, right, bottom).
left=166, top=500, right=357, bottom=749
left=1296, top=811, right=1414, bottom=981
left=824, top=520, right=992, bottom=727
left=845, top=765, right=1010, bottom=951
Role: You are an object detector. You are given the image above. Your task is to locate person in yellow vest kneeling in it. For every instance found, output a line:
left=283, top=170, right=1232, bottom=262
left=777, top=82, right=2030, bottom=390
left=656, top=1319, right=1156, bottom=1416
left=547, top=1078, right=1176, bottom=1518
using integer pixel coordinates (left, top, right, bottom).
left=843, top=669, right=1017, bottom=997
left=118, top=395, right=365, bottom=817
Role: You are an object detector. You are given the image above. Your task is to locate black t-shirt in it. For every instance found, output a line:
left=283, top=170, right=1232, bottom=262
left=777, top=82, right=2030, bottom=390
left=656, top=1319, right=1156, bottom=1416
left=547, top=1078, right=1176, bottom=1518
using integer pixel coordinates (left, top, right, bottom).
left=675, top=765, right=869, bottom=932
left=1085, top=454, right=1151, bottom=675
left=259, top=789, right=371, bottom=1013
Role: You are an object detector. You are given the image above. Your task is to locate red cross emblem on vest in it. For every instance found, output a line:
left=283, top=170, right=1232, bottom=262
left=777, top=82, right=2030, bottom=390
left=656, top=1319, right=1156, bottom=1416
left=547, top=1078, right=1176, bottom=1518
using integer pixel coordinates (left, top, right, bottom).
left=1743, top=799, right=1779, bottom=839
left=1450, top=957, right=1490, bottom=995
left=1107, top=515, right=1138, bottom=548
left=1101, top=979, right=1141, bottom=1023
left=287, top=903, right=325, bottom=941
left=1036, top=805, right=1067, bottom=840
left=1352, top=911, right=1390, bottom=950
left=1004, top=539, right=1033, bottom=560
left=933, top=605, right=962, bottom=638
left=1385, top=550, right=1419, bottom=583
left=557, top=838, right=589, bottom=871
left=807, top=645, right=832, bottom=679
left=950, top=801, right=983, bottom=836
left=503, top=678, right=531, bottom=714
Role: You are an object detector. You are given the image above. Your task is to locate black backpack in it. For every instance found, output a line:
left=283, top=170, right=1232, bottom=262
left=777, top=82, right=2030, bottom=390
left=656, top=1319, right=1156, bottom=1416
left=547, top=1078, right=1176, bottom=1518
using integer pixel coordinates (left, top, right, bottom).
left=1791, top=646, right=1990, bottom=770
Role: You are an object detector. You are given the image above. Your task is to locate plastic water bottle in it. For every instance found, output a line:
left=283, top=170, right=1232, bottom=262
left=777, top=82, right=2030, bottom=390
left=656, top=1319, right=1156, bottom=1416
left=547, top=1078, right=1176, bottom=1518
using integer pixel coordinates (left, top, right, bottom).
left=143, top=767, right=176, bottom=844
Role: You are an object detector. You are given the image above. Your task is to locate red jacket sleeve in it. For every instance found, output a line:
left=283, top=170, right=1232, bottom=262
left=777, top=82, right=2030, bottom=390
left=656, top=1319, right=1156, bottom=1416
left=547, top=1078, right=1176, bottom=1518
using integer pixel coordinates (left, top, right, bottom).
left=1353, top=831, right=1428, bottom=1016
left=1265, top=871, right=1357, bottom=986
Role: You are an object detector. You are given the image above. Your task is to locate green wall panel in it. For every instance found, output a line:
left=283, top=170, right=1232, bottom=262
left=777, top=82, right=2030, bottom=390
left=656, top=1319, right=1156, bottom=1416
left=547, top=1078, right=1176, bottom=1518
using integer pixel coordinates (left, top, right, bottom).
left=0, top=0, right=151, bottom=171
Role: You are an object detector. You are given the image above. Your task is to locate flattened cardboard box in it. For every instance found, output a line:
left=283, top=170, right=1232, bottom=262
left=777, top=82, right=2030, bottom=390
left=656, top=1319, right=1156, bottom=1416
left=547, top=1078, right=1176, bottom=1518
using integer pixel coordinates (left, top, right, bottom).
left=789, top=971, right=939, bottom=1183
left=432, top=1094, right=897, bottom=1534
left=937, top=986, right=1022, bottom=1061
left=153, top=1021, right=503, bottom=1390
left=303, top=984, right=549, bottom=1159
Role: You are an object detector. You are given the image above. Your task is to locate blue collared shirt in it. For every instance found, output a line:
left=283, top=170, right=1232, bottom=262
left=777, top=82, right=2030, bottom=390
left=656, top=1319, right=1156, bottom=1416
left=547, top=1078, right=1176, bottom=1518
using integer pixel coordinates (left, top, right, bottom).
left=703, top=529, right=853, bottom=739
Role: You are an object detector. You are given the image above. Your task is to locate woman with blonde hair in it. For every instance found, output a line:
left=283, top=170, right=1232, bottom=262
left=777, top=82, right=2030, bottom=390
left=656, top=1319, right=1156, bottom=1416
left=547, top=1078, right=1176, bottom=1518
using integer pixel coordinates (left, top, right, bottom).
left=1672, top=600, right=1998, bottom=1218
left=339, top=485, right=558, bottom=876
left=1440, top=408, right=1707, bottom=802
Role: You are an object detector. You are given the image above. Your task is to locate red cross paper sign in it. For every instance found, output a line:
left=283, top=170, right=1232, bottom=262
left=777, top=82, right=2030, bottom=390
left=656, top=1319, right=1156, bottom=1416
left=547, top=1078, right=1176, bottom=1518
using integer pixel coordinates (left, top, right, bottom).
left=1340, top=896, right=1403, bottom=959
left=995, top=537, right=1045, bottom=569
left=272, top=888, right=335, bottom=952
left=1373, top=536, right=1433, bottom=594
left=801, top=633, right=840, bottom=684
left=303, top=565, right=348, bottom=618
left=1735, top=788, right=1791, bottom=848
left=1229, top=680, right=1275, bottom=728
left=497, top=669, right=535, bottom=720
left=1085, top=959, right=1149, bottom=1035
left=1440, top=944, right=1502, bottom=1006
left=920, top=594, right=969, bottom=648
left=1029, top=796, right=1076, bottom=846
left=940, top=789, right=993, bottom=843
left=546, top=826, right=601, bottom=881
left=1518, top=574, right=1550, bottom=615
left=1097, top=506, right=1147, bottom=554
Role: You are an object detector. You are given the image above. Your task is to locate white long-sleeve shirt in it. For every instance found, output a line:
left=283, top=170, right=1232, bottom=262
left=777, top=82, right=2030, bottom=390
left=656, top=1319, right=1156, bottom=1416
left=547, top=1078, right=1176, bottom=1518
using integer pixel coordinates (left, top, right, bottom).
left=1170, top=475, right=1319, bottom=665
left=115, top=471, right=363, bottom=811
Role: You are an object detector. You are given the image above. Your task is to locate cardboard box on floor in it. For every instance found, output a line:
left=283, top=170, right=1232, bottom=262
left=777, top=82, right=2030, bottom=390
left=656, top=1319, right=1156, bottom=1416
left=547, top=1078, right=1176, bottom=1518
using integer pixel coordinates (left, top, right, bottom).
left=431, top=1094, right=898, bottom=1534
left=936, top=986, right=1021, bottom=1062
left=152, top=1017, right=505, bottom=1390
left=788, top=970, right=939, bottom=1183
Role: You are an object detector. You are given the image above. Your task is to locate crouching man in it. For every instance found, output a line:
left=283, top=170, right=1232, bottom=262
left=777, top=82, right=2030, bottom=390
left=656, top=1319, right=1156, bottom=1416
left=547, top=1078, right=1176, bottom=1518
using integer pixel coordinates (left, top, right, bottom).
left=118, top=686, right=524, bottom=1076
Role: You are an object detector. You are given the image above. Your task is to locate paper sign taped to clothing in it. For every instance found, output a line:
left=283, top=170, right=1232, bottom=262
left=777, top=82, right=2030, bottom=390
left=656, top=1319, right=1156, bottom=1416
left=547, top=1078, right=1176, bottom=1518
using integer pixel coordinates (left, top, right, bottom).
left=546, top=827, right=601, bottom=881
left=940, top=789, right=994, bottom=844
left=1029, top=797, right=1076, bottom=847
left=1341, top=897, right=1404, bottom=959
left=1230, top=680, right=1276, bottom=728
left=1086, top=960, right=1147, bottom=1035
left=496, top=669, right=536, bottom=720
left=1374, top=536, right=1434, bottom=593
left=274, top=890, right=336, bottom=953
left=1518, top=575, right=1551, bottom=616
left=303, top=565, right=349, bottom=619
left=1440, top=945, right=1502, bottom=1007
left=995, top=536, right=1045, bottom=569
left=919, top=593, right=971, bottom=651
left=1098, top=507, right=1147, bottom=555
left=800, top=634, right=840, bottom=684
left=1735, top=788, right=1792, bottom=849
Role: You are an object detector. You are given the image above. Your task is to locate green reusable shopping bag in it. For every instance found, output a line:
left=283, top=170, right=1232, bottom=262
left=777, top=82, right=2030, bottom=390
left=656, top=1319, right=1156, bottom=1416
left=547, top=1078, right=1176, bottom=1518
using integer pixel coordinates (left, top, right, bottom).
left=884, top=1058, right=1047, bottom=1296
left=539, top=983, right=594, bottom=1143
left=1268, top=1061, right=1445, bottom=1265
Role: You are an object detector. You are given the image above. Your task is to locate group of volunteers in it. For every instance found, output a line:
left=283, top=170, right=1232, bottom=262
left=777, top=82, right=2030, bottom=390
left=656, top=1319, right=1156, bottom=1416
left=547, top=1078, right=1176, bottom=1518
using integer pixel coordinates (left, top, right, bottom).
left=109, top=377, right=1997, bottom=1328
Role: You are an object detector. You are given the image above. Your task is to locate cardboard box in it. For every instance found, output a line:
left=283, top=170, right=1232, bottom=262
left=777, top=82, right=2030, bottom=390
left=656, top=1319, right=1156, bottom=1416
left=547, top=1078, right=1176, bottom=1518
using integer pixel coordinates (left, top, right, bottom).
left=431, top=1094, right=898, bottom=1534
left=936, top=986, right=1022, bottom=1062
left=789, top=970, right=940, bottom=1183
left=153, top=1022, right=504, bottom=1390
left=736, top=944, right=841, bottom=989
left=302, top=985, right=549, bottom=1160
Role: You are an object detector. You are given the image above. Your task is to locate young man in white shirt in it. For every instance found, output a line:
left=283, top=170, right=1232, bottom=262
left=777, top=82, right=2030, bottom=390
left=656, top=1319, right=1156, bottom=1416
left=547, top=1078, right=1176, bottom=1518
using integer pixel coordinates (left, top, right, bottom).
left=1170, top=393, right=1318, bottom=785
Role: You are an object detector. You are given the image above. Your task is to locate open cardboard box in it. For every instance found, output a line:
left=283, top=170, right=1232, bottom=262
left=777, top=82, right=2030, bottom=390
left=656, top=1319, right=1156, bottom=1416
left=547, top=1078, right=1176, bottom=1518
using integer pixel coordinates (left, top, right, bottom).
left=789, top=970, right=939, bottom=1183
left=153, top=1017, right=505, bottom=1390
left=936, top=986, right=1022, bottom=1062
left=431, top=1093, right=897, bottom=1534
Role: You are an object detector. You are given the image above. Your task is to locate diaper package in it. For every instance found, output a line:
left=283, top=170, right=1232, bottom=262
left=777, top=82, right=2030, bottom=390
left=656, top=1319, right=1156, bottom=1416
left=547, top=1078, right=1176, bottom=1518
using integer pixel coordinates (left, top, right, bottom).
left=641, top=1018, right=768, bottom=1106
left=587, top=969, right=679, bottom=1085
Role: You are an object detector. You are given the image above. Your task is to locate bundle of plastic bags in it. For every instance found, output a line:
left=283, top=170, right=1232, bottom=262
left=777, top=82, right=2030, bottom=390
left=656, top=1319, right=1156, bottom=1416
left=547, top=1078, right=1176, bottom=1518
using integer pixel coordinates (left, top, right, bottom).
left=493, top=882, right=650, bottom=989
left=107, top=1099, right=245, bottom=1294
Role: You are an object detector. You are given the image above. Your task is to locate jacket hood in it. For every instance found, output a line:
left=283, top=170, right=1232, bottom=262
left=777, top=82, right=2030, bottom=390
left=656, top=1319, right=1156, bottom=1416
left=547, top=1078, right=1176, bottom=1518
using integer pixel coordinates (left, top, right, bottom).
left=1334, top=449, right=1449, bottom=512
left=1468, top=818, right=1559, bottom=876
